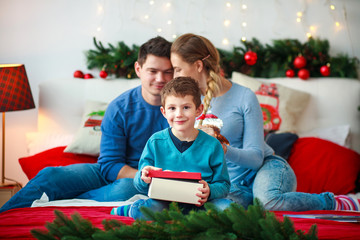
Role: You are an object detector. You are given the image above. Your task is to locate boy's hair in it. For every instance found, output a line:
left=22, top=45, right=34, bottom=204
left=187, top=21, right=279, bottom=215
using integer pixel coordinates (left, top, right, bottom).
left=161, top=77, right=202, bottom=108
left=137, top=36, right=172, bottom=66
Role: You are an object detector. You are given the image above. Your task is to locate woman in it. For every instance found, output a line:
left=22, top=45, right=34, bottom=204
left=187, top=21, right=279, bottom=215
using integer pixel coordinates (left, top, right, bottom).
left=170, top=33, right=359, bottom=211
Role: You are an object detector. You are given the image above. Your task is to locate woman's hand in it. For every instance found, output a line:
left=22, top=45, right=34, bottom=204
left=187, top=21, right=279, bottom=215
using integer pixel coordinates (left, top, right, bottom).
left=141, top=166, right=162, bottom=184
left=196, top=180, right=210, bottom=206
left=197, top=125, right=216, bottom=137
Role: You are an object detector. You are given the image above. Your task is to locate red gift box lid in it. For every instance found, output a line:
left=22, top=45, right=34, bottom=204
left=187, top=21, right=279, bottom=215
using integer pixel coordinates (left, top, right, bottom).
left=148, top=170, right=201, bottom=180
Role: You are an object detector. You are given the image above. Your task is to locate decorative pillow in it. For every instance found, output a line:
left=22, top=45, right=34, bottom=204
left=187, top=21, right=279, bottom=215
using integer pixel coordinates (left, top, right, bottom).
left=265, top=132, right=298, bottom=160
left=64, top=101, right=108, bottom=156
left=231, top=72, right=310, bottom=133
left=19, top=146, right=98, bottom=180
left=288, top=137, right=360, bottom=195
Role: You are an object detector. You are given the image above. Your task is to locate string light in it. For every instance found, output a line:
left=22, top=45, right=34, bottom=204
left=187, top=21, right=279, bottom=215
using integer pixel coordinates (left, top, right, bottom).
left=242, top=22, right=247, bottom=27
left=224, top=20, right=231, bottom=27
left=241, top=37, right=247, bottom=42
left=330, top=4, right=335, bottom=10
left=242, top=4, right=247, bottom=10
left=222, top=38, right=229, bottom=45
left=157, top=28, right=162, bottom=32
left=149, top=0, right=155, bottom=5
left=226, top=2, right=231, bottom=8
left=144, top=14, right=149, bottom=20
left=165, top=2, right=171, bottom=7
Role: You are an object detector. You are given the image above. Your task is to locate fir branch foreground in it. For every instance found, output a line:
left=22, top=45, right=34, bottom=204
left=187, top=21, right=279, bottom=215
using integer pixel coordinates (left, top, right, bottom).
left=31, top=200, right=318, bottom=240
left=86, top=37, right=358, bottom=79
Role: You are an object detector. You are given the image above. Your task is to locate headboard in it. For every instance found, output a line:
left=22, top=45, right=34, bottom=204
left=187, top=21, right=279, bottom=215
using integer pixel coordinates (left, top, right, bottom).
left=36, top=77, right=360, bottom=153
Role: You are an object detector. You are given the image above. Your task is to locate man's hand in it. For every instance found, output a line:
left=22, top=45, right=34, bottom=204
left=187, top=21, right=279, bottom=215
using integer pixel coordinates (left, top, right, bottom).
left=141, top=166, right=162, bottom=184
left=196, top=180, right=210, bottom=206
left=116, top=165, right=138, bottom=179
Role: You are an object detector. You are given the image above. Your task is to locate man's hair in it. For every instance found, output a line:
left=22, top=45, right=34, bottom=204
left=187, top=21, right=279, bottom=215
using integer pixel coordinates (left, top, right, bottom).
left=137, top=36, right=172, bottom=66
left=161, top=77, right=202, bottom=108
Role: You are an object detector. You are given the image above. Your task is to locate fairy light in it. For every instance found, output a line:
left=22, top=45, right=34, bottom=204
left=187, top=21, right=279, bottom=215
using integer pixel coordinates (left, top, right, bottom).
left=167, top=20, right=172, bottom=25
left=97, top=27, right=101, bottom=32
left=242, top=22, right=247, bottom=27
left=296, top=11, right=303, bottom=23
left=335, top=21, right=340, bottom=27
left=242, top=4, right=247, bottom=10
left=172, top=34, right=177, bottom=39
left=157, top=28, right=162, bottom=33
left=330, top=4, right=335, bottom=10
left=165, top=2, right=171, bottom=7
left=149, top=0, right=155, bottom=5
left=144, top=14, right=149, bottom=20
left=241, top=37, right=247, bottom=42
left=306, top=32, right=312, bottom=38
left=224, top=19, right=231, bottom=27
left=222, top=38, right=229, bottom=45
left=226, top=2, right=231, bottom=8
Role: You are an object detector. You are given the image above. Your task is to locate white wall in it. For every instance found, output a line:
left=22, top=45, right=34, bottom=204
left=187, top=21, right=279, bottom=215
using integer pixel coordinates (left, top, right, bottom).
left=1, top=0, right=359, bottom=186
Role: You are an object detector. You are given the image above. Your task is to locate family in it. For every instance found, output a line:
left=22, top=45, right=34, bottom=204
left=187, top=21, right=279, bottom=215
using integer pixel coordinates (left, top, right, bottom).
left=1, top=33, right=358, bottom=216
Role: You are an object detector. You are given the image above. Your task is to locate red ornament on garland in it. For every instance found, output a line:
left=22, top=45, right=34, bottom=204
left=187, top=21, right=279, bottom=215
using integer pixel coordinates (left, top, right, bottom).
left=73, top=70, right=84, bottom=78
left=293, top=56, right=307, bottom=69
left=99, top=70, right=108, bottom=79
left=320, top=65, right=330, bottom=77
left=244, top=51, right=257, bottom=65
left=285, top=69, right=295, bottom=78
left=84, top=73, right=94, bottom=79
left=298, top=69, right=310, bottom=80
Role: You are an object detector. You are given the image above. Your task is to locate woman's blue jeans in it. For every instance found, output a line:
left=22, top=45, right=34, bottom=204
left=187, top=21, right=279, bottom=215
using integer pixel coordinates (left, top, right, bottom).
left=0, top=163, right=141, bottom=213
left=227, top=155, right=335, bottom=211
left=128, top=198, right=233, bottom=220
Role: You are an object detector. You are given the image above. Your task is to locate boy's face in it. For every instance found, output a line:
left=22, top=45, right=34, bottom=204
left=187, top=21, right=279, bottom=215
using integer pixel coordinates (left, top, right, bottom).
left=160, top=95, right=203, bottom=134
left=135, top=54, right=173, bottom=105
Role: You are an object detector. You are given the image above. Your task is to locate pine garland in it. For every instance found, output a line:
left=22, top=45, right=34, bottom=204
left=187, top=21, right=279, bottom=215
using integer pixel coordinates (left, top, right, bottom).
left=85, top=37, right=358, bottom=79
left=31, top=199, right=318, bottom=240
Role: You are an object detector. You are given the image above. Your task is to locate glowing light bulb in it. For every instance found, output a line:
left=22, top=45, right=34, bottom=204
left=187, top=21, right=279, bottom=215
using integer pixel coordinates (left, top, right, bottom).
left=226, top=2, right=231, bottom=8
left=242, top=4, right=247, bottom=10
left=310, top=25, right=315, bottom=31
left=242, top=22, right=247, bottom=27
left=224, top=20, right=231, bottom=27
left=157, top=28, right=162, bottom=33
left=296, top=18, right=301, bottom=23
left=297, top=12, right=303, bottom=17
left=144, top=15, right=149, bottom=20
left=167, top=20, right=172, bottom=25
left=222, top=38, right=229, bottom=45
left=97, top=27, right=101, bottom=32
left=241, top=37, right=246, bottom=42
left=149, top=0, right=155, bottom=5
left=172, top=34, right=177, bottom=39
left=306, top=33, right=312, bottom=38
left=166, top=2, right=171, bottom=7
left=330, top=5, right=335, bottom=10
left=335, top=22, right=340, bottom=27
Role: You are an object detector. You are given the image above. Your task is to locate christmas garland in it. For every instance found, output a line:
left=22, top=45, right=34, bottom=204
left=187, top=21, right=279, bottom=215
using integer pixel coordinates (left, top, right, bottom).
left=85, top=37, right=358, bottom=80
left=31, top=200, right=318, bottom=240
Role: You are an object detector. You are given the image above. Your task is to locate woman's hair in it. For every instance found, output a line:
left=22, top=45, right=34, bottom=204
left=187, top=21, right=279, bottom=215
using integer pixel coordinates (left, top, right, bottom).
left=137, top=36, right=172, bottom=66
left=171, top=33, right=222, bottom=125
left=160, top=77, right=202, bottom=108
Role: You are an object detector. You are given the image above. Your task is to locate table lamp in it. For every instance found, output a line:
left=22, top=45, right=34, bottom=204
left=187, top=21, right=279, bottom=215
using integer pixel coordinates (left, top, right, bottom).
left=0, top=64, right=35, bottom=187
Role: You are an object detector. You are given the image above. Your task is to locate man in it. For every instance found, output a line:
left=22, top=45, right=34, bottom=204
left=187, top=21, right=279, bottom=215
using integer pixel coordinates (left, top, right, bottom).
left=0, top=36, right=173, bottom=213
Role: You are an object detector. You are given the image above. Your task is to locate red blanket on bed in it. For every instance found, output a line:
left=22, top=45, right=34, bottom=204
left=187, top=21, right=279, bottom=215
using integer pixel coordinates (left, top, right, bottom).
left=0, top=206, right=359, bottom=240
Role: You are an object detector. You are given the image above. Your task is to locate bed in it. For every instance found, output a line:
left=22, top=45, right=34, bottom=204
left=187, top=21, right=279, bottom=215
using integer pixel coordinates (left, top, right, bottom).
left=1, top=72, right=360, bottom=239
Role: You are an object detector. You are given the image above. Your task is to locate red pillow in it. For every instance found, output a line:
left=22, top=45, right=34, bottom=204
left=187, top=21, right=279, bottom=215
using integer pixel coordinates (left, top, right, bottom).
left=19, top=146, right=98, bottom=180
left=288, top=137, right=360, bottom=195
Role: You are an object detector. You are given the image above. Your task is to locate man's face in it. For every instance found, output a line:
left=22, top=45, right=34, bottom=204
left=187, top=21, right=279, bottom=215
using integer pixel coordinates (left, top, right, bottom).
left=135, top=54, right=173, bottom=105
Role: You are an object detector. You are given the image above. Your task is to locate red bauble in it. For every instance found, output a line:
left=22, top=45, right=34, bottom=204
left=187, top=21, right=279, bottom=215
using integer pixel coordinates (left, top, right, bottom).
left=84, top=73, right=94, bottom=79
left=99, top=70, right=108, bottom=79
left=320, top=65, right=330, bottom=76
left=244, top=51, right=257, bottom=65
left=285, top=69, right=295, bottom=78
left=73, top=70, right=84, bottom=78
left=298, top=69, right=310, bottom=80
left=293, top=56, right=307, bottom=69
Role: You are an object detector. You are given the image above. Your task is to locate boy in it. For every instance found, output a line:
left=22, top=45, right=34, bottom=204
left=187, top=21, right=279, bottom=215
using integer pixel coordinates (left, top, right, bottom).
left=111, top=77, right=231, bottom=219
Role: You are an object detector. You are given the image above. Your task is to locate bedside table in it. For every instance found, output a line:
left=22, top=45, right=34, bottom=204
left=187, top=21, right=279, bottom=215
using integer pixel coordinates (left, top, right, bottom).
left=0, top=184, right=21, bottom=207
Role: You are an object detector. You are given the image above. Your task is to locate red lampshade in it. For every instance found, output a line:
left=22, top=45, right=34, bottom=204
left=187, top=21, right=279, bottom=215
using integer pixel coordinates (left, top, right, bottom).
left=0, top=64, right=35, bottom=112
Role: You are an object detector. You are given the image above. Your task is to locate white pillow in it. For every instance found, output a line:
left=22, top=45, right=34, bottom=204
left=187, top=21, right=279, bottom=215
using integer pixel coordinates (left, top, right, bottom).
left=64, top=101, right=108, bottom=156
left=299, top=125, right=351, bottom=148
left=26, top=132, right=74, bottom=156
left=231, top=72, right=311, bottom=133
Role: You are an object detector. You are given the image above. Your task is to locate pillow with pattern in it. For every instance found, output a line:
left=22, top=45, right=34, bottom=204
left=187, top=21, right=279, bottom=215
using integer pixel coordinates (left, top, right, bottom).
left=64, top=101, right=108, bottom=156
left=231, top=72, right=310, bottom=134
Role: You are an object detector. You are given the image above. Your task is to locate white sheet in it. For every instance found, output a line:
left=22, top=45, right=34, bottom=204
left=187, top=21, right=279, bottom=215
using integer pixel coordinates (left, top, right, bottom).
left=31, top=193, right=149, bottom=207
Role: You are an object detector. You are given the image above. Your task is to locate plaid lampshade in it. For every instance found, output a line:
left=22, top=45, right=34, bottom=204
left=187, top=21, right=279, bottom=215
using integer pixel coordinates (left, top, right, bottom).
left=0, top=64, right=35, bottom=112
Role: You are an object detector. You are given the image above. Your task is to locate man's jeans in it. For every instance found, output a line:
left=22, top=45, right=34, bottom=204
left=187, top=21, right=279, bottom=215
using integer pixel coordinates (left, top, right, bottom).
left=0, top=163, right=141, bottom=213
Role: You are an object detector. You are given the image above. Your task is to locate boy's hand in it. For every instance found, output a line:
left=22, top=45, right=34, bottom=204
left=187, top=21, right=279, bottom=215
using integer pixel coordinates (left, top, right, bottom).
left=141, top=166, right=162, bottom=184
left=196, top=180, right=210, bottom=206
